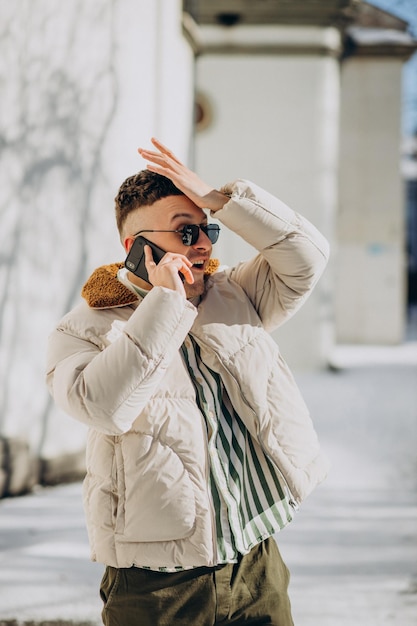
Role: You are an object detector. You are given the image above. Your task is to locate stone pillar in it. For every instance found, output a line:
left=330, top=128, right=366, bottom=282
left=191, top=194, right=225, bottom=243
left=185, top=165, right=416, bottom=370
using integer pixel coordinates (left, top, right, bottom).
left=335, top=24, right=417, bottom=343
left=188, top=23, right=340, bottom=369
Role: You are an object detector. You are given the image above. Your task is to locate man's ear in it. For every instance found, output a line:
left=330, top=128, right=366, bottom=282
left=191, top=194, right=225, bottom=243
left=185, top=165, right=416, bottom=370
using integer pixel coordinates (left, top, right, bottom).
left=124, top=236, right=135, bottom=253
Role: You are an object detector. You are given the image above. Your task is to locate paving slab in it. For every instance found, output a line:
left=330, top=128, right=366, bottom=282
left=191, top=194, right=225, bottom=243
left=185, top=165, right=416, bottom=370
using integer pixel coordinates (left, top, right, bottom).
left=0, top=483, right=102, bottom=625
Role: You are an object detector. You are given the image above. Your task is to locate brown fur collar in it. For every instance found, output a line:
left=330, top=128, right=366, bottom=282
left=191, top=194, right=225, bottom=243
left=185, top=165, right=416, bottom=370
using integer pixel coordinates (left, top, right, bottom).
left=81, top=263, right=138, bottom=309
left=81, top=259, right=221, bottom=309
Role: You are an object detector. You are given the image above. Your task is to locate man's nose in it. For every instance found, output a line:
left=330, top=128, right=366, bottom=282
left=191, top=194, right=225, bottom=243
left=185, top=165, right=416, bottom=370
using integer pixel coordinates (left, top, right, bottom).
left=193, top=228, right=211, bottom=250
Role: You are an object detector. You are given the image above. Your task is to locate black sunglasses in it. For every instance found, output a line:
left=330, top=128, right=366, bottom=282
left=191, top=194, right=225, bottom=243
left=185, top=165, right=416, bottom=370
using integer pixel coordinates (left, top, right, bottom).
left=134, top=224, right=220, bottom=246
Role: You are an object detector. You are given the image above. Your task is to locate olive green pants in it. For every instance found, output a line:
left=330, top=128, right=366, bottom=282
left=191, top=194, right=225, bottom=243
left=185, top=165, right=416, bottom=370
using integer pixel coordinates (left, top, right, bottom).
left=100, top=538, right=294, bottom=626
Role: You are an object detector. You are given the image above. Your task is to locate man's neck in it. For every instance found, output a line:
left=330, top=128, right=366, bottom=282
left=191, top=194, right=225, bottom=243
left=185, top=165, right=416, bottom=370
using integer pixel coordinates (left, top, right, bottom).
left=126, top=271, right=152, bottom=292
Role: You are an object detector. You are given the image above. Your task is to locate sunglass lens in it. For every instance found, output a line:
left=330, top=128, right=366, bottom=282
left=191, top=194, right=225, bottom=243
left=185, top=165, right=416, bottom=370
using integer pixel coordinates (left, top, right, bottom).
left=181, top=224, right=220, bottom=245
left=204, top=225, right=220, bottom=244
left=182, top=225, right=199, bottom=246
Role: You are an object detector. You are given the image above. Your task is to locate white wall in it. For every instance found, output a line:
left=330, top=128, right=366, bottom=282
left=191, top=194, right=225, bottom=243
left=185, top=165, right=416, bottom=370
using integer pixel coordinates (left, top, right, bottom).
left=194, top=49, right=339, bottom=369
left=0, top=0, right=194, bottom=489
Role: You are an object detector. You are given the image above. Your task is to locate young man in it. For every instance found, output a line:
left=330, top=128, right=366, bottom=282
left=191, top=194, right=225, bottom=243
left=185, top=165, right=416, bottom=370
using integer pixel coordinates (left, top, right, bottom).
left=46, top=138, right=330, bottom=625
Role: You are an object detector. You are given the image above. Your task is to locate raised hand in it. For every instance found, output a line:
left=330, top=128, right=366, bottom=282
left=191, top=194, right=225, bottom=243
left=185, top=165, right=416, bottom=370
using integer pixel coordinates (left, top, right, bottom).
left=138, top=138, right=228, bottom=212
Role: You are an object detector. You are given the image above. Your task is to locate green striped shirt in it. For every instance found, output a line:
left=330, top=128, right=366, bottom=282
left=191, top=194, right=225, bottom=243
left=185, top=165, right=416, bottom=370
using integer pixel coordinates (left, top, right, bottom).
left=182, top=335, right=295, bottom=562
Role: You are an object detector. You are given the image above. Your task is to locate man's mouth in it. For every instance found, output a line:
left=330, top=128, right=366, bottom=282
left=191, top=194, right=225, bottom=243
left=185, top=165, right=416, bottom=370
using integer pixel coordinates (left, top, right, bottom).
left=191, top=260, right=206, bottom=271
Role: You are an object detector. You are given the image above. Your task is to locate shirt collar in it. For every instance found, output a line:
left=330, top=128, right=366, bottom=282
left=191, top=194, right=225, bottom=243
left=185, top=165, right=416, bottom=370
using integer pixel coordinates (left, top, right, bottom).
left=117, top=266, right=150, bottom=298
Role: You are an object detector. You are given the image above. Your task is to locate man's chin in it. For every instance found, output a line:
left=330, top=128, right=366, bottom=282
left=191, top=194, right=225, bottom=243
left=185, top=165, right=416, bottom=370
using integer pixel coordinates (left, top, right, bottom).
left=185, top=276, right=206, bottom=299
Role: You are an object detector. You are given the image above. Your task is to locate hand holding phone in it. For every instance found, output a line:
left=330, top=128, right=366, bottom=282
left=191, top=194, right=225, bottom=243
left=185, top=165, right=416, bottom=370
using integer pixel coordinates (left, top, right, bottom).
left=125, top=236, right=166, bottom=284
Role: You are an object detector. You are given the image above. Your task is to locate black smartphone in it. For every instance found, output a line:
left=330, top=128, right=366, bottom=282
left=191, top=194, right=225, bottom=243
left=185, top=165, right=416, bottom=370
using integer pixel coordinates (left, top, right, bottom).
left=124, top=236, right=166, bottom=284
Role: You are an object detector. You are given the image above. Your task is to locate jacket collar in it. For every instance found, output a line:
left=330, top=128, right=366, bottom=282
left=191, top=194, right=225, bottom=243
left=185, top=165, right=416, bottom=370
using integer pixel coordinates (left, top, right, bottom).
left=81, top=263, right=139, bottom=309
left=81, top=259, right=221, bottom=309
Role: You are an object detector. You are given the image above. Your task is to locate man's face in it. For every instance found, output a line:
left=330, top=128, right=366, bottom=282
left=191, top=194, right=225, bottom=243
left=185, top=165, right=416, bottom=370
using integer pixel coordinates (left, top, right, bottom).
left=124, top=195, right=213, bottom=298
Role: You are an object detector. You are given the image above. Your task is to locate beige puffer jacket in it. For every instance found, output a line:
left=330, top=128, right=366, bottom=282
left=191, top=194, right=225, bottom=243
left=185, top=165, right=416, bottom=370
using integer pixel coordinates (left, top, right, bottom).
left=46, top=180, right=330, bottom=569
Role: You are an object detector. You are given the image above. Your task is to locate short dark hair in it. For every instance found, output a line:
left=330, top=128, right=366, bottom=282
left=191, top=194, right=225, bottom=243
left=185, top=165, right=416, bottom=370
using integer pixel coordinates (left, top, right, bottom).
left=115, top=170, right=184, bottom=235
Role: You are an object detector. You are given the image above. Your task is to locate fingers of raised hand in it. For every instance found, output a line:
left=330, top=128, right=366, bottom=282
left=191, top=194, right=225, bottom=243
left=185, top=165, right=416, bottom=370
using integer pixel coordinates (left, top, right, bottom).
left=151, top=137, right=182, bottom=164
left=137, top=138, right=215, bottom=209
left=138, top=149, right=182, bottom=180
left=138, top=137, right=183, bottom=170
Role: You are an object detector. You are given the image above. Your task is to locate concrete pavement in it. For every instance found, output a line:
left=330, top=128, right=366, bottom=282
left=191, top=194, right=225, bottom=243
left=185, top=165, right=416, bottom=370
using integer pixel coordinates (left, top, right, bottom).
left=279, top=343, right=417, bottom=625
left=0, top=481, right=102, bottom=625
left=0, top=342, right=416, bottom=625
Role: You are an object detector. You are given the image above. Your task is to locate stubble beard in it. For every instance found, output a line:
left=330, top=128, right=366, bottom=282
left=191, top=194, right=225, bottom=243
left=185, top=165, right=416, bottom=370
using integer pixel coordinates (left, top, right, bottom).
left=185, top=274, right=207, bottom=299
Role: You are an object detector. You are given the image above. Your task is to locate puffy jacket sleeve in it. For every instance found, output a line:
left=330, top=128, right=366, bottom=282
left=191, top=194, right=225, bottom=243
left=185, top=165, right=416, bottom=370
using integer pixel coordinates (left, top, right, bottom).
left=215, top=179, right=329, bottom=332
left=46, top=287, right=197, bottom=435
